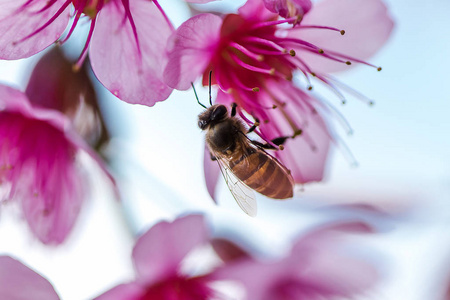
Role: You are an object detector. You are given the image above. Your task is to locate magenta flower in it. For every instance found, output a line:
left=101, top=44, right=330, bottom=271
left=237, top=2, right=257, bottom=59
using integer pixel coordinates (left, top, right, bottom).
left=0, top=0, right=176, bottom=105
left=164, top=0, right=393, bottom=198
left=0, top=256, right=60, bottom=300
left=0, top=84, right=112, bottom=244
left=95, top=215, right=221, bottom=300
left=214, top=221, right=378, bottom=300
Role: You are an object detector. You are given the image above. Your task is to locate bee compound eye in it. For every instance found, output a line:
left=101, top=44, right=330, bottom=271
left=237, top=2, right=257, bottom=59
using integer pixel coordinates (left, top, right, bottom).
left=212, top=105, right=227, bottom=120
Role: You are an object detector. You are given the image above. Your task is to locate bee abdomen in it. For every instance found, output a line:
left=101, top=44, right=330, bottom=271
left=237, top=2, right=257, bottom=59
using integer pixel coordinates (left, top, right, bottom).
left=230, top=151, right=293, bottom=199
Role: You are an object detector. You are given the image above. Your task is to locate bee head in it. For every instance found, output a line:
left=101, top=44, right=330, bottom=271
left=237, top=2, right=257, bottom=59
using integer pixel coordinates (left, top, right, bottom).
left=198, top=104, right=228, bottom=130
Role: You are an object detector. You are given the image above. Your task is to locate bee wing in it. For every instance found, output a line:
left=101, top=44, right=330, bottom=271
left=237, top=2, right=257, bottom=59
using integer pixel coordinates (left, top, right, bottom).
left=215, top=156, right=257, bottom=217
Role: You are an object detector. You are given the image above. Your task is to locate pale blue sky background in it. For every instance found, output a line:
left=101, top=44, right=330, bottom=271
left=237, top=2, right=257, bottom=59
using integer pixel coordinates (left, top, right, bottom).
left=0, top=0, right=449, bottom=299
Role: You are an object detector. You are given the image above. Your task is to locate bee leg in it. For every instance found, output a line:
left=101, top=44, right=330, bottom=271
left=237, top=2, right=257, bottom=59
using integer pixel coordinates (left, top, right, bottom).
left=252, top=136, right=290, bottom=150
left=247, top=117, right=260, bottom=134
left=231, top=103, right=237, bottom=117
left=251, top=140, right=276, bottom=150
left=210, top=152, right=218, bottom=161
left=271, top=136, right=289, bottom=146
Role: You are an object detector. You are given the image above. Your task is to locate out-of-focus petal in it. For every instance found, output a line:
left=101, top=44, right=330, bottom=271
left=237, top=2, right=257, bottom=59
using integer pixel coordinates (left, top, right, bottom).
left=211, top=238, right=250, bottom=262
left=132, top=215, right=209, bottom=284
left=215, top=221, right=378, bottom=300
left=95, top=283, right=145, bottom=300
left=213, top=257, right=287, bottom=300
left=0, top=256, right=60, bottom=300
left=291, top=0, right=394, bottom=73
left=0, top=84, right=113, bottom=244
left=290, top=240, right=377, bottom=297
left=25, top=47, right=107, bottom=148
left=184, top=0, right=217, bottom=3
left=90, top=0, right=173, bottom=106
left=0, top=84, right=69, bottom=131
left=288, top=221, right=378, bottom=297
left=164, top=14, right=222, bottom=90
left=0, top=0, right=70, bottom=59
left=238, top=0, right=277, bottom=22
left=203, top=143, right=220, bottom=203
left=16, top=139, right=85, bottom=244
left=264, top=0, right=312, bottom=20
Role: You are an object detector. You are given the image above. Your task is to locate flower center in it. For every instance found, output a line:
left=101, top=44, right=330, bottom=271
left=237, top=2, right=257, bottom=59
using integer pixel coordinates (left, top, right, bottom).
left=210, top=14, right=297, bottom=93
left=140, top=276, right=214, bottom=300
left=71, top=0, right=107, bottom=19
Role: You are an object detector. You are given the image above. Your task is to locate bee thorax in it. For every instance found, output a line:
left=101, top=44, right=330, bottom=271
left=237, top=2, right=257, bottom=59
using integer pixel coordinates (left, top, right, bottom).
left=206, top=121, right=239, bottom=153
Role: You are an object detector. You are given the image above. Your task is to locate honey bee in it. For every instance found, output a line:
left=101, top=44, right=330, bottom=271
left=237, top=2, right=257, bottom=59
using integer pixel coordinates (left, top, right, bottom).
left=197, top=99, right=295, bottom=216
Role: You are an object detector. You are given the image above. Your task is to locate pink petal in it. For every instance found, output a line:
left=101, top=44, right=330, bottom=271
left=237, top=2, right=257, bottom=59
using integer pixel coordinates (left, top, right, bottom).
left=184, top=0, right=218, bottom=3
left=0, top=0, right=70, bottom=59
left=90, top=0, right=173, bottom=106
left=164, top=13, right=222, bottom=90
left=0, top=256, right=60, bottom=300
left=213, top=257, right=289, bottom=300
left=25, top=47, right=106, bottom=148
left=203, top=143, right=220, bottom=203
left=95, top=283, right=145, bottom=300
left=0, top=84, right=70, bottom=130
left=18, top=141, right=86, bottom=244
left=132, top=215, right=209, bottom=284
left=0, top=84, right=113, bottom=244
left=238, top=0, right=277, bottom=22
left=291, top=244, right=377, bottom=296
left=274, top=111, right=331, bottom=183
left=210, top=238, right=250, bottom=262
left=263, top=0, right=312, bottom=19
left=290, top=0, right=394, bottom=73
left=0, top=112, right=84, bottom=245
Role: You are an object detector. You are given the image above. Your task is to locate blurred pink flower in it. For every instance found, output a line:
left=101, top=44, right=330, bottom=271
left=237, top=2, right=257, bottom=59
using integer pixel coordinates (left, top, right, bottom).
left=214, top=221, right=378, bottom=300
left=95, top=215, right=221, bottom=300
left=0, top=256, right=60, bottom=300
left=264, top=0, right=312, bottom=22
left=0, top=0, right=177, bottom=105
left=164, top=0, right=393, bottom=198
left=0, top=84, right=113, bottom=244
left=25, top=47, right=109, bottom=151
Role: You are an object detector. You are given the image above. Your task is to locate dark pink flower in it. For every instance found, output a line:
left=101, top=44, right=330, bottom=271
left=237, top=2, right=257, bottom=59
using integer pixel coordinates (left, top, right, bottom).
left=95, top=215, right=221, bottom=300
left=0, top=256, right=60, bottom=300
left=0, top=84, right=113, bottom=244
left=164, top=0, right=393, bottom=198
left=0, top=0, right=175, bottom=105
left=215, top=221, right=378, bottom=300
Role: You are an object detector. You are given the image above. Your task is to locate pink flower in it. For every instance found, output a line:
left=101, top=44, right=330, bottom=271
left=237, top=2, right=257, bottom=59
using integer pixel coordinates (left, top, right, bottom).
left=0, top=0, right=175, bottom=105
left=0, top=256, right=60, bottom=300
left=95, top=215, right=220, bottom=300
left=164, top=0, right=393, bottom=198
left=214, top=221, right=378, bottom=300
left=0, top=84, right=113, bottom=244
left=25, top=47, right=109, bottom=150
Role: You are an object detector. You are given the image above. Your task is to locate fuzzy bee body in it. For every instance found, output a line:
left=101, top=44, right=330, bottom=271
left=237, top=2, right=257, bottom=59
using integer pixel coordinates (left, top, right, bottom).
left=199, top=104, right=294, bottom=215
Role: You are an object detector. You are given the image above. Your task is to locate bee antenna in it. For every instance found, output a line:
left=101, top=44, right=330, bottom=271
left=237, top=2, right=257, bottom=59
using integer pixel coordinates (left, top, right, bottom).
left=208, top=70, right=213, bottom=106
left=191, top=82, right=207, bottom=109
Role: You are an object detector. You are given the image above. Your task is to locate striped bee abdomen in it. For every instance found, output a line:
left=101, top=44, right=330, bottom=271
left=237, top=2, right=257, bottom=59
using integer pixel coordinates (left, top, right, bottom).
left=230, top=150, right=294, bottom=199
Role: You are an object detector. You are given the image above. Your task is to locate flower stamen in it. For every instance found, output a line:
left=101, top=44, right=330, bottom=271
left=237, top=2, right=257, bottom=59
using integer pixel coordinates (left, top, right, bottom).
left=230, top=42, right=264, bottom=62
left=249, top=17, right=299, bottom=30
